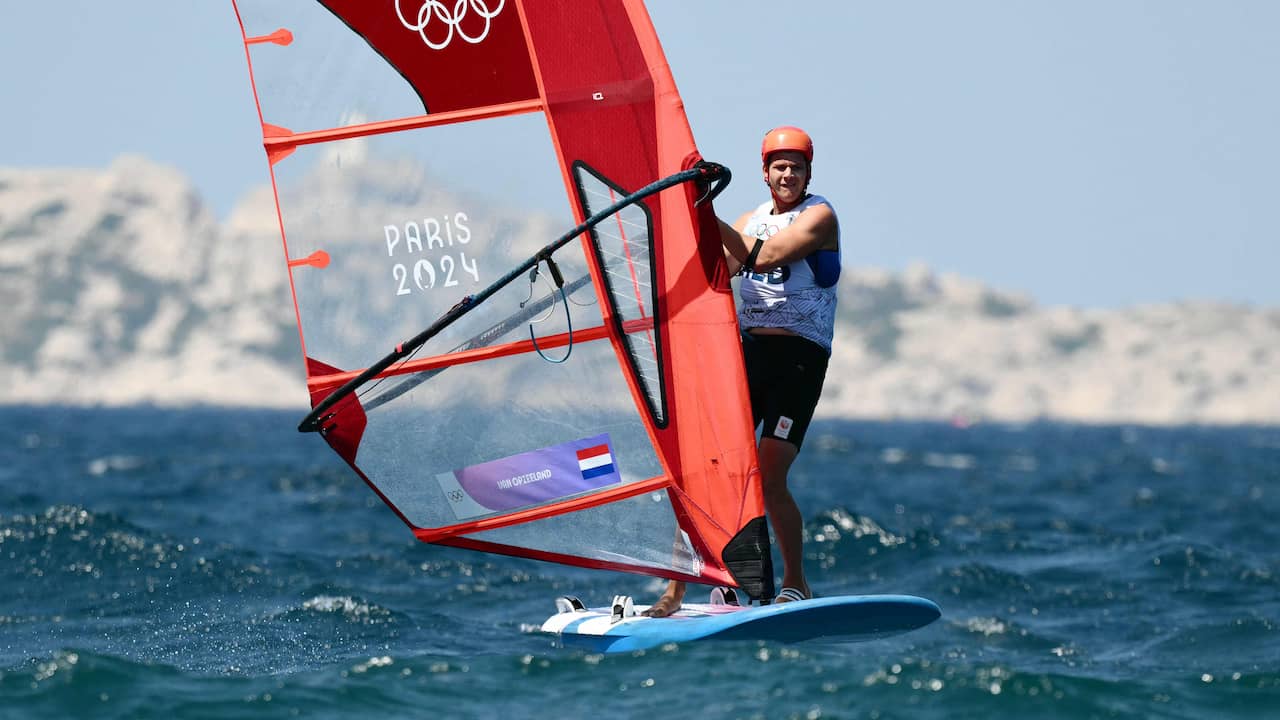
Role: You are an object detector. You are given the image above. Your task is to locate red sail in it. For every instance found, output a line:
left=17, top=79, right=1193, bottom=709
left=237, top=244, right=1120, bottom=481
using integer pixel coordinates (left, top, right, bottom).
left=233, top=0, right=770, bottom=597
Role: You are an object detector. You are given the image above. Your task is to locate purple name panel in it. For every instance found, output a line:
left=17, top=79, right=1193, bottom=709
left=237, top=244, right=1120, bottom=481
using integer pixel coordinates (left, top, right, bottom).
left=435, top=434, right=621, bottom=521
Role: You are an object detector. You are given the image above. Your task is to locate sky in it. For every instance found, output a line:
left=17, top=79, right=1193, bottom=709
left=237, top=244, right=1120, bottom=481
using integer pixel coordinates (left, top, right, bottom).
left=3, top=1, right=1277, bottom=308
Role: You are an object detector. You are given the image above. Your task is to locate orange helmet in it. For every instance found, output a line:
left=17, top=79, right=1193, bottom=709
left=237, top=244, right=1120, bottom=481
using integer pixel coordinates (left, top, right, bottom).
left=761, top=126, right=814, bottom=164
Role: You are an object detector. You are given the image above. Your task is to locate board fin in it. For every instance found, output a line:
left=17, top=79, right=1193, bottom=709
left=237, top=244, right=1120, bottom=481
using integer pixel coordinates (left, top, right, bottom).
left=722, top=516, right=775, bottom=601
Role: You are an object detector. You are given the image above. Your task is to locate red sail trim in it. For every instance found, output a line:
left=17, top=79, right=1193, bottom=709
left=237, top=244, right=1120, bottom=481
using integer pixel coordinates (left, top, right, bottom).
left=287, top=250, right=330, bottom=269
left=306, top=357, right=366, bottom=463
left=262, top=99, right=543, bottom=154
left=438, top=536, right=736, bottom=588
left=413, top=476, right=669, bottom=542
left=245, top=28, right=292, bottom=46
left=303, top=316, right=655, bottom=395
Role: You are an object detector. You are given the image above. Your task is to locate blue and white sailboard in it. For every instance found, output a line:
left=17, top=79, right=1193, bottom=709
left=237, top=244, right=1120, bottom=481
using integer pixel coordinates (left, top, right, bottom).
left=540, top=595, right=942, bottom=654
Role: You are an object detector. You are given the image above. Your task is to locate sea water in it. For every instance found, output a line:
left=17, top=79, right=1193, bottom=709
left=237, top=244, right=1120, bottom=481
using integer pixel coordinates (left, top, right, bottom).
left=2, top=406, right=1277, bottom=719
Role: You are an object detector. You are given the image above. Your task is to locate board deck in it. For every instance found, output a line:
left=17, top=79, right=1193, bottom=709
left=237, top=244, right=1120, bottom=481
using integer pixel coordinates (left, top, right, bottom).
left=539, top=594, right=941, bottom=653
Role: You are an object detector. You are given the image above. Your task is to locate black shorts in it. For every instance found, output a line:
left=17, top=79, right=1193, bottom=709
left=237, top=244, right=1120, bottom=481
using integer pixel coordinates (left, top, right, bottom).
left=742, top=333, right=830, bottom=450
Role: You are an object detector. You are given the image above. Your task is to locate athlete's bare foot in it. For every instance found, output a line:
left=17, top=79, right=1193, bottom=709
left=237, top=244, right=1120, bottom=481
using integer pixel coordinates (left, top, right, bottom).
left=642, top=580, right=685, bottom=617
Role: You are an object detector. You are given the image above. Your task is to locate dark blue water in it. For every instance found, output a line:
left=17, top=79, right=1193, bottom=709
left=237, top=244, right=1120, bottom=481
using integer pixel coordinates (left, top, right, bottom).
left=2, top=406, right=1277, bottom=719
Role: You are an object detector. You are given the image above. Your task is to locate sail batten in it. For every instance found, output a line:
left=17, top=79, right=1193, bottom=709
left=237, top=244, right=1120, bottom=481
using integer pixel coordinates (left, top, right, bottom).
left=232, top=0, right=771, bottom=597
left=304, top=325, right=615, bottom=393
left=262, top=99, right=546, bottom=151
left=415, top=474, right=670, bottom=542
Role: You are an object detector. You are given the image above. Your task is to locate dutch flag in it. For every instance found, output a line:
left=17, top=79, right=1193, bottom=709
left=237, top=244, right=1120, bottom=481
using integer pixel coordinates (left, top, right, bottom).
left=576, top=444, right=615, bottom=480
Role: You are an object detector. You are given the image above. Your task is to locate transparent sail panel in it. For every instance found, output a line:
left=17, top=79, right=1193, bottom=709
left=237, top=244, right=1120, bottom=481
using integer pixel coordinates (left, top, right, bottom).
left=238, top=0, right=428, bottom=130
left=463, top=489, right=704, bottom=576
left=268, top=116, right=597, bottom=372
left=573, top=164, right=666, bottom=425
left=237, top=1, right=564, bottom=216
left=357, top=341, right=662, bottom=530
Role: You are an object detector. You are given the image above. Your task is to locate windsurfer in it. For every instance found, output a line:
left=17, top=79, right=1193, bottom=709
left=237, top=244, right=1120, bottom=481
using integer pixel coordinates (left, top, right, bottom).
left=644, top=126, right=840, bottom=617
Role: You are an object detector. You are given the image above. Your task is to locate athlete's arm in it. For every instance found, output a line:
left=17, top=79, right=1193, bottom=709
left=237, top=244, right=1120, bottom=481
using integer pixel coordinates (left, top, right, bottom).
left=718, top=205, right=839, bottom=274
left=718, top=211, right=755, bottom=275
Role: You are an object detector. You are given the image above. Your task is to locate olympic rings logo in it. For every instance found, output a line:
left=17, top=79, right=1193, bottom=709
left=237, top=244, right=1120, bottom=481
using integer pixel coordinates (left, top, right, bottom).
left=754, top=223, right=780, bottom=239
left=395, top=0, right=506, bottom=50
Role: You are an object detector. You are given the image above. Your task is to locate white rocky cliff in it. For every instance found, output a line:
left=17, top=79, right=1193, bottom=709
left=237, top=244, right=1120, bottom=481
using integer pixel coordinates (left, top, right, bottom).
left=1, top=156, right=1276, bottom=425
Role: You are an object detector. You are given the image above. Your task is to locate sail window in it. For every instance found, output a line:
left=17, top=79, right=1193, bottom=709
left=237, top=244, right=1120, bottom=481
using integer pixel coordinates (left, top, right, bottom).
left=573, top=162, right=667, bottom=427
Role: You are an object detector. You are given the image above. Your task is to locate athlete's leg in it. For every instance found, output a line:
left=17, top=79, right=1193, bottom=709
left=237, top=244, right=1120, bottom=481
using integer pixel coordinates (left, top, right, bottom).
left=758, top=436, right=808, bottom=600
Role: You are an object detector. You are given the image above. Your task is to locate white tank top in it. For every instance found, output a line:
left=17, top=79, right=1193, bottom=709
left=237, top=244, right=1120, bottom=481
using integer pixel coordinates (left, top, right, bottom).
left=737, top=194, right=840, bottom=353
